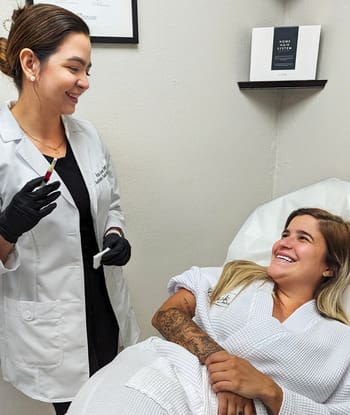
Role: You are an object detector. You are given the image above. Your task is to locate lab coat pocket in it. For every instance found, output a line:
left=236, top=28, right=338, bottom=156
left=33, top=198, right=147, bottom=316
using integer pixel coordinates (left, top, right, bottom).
left=4, top=297, right=63, bottom=368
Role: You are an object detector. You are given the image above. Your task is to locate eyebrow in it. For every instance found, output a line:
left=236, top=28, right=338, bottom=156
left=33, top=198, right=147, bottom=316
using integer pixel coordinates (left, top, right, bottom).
left=297, top=230, right=314, bottom=241
left=283, top=228, right=314, bottom=241
left=67, top=56, right=92, bottom=69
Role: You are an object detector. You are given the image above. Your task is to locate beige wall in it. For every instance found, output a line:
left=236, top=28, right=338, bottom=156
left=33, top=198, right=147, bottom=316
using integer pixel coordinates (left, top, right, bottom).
left=1, top=0, right=346, bottom=414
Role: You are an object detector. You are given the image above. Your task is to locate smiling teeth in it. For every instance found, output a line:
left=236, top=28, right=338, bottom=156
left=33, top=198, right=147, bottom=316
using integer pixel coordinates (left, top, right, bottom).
left=276, top=255, right=293, bottom=263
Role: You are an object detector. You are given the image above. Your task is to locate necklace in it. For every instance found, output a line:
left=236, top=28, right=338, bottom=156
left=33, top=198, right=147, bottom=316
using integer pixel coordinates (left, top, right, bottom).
left=22, top=128, right=66, bottom=156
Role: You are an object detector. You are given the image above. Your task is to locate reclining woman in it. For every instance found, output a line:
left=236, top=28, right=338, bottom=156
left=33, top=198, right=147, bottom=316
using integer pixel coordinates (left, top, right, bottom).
left=67, top=207, right=350, bottom=415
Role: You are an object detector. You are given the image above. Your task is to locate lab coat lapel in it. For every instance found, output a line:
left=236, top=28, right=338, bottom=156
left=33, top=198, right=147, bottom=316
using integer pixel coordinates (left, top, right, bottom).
left=1, top=104, right=47, bottom=178
left=16, top=133, right=49, bottom=177
left=64, top=118, right=98, bottom=220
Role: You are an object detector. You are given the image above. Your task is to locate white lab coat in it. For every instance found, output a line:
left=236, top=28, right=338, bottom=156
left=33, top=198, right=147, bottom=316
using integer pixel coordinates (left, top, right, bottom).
left=0, top=102, right=140, bottom=402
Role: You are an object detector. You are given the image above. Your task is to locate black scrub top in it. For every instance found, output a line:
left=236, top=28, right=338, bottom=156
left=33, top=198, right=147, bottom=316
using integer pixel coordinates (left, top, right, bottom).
left=45, top=142, right=119, bottom=375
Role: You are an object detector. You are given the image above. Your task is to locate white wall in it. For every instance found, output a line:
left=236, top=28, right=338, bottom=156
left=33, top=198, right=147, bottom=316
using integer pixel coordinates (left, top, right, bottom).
left=273, top=0, right=350, bottom=196
left=1, top=0, right=344, bottom=414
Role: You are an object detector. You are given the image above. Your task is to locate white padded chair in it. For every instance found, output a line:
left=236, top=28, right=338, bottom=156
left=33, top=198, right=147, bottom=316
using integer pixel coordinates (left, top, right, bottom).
left=67, top=178, right=350, bottom=415
left=225, top=177, right=350, bottom=313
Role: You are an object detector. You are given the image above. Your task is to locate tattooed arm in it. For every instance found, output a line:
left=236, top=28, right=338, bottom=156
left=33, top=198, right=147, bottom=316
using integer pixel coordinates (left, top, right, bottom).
left=151, top=288, right=224, bottom=364
left=152, top=288, right=258, bottom=414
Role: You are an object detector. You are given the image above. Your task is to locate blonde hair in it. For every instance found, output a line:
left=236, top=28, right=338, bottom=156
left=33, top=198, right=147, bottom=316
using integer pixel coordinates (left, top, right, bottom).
left=210, top=208, right=350, bottom=325
left=209, top=260, right=269, bottom=305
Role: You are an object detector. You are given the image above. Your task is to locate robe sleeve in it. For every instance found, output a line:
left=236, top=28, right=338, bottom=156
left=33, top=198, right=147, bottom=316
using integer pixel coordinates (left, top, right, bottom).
left=167, top=266, right=202, bottom=295
left=279, top=368, right=350, bottom=415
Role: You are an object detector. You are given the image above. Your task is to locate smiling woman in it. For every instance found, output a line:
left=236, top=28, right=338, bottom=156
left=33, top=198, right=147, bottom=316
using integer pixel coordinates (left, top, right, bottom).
left=66, top=207, right=350, bottom=415
left=212, top=208, right=350, bottom=325
left=0, top=4, right=139, bottom=415
left=268, top=213, right=332, bottom=316
left=18, top=33, right=91, bottom=122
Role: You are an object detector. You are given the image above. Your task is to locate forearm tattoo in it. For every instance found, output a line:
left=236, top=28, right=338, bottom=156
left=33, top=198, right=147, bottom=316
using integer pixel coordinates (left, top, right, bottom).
left=153, top=307, right=224, bottom=364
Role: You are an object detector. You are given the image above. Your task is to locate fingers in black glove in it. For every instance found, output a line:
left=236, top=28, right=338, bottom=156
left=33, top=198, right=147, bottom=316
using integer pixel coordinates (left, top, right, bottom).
left=0, top=177, right=61, bottom=243
left=100, top=233, right=131, bottom=266
left=23, top=178, right=61, bottom=212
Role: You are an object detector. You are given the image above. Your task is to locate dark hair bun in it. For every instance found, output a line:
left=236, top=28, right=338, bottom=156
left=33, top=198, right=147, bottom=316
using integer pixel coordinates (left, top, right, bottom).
left=0, top=37, right=12, bottom=77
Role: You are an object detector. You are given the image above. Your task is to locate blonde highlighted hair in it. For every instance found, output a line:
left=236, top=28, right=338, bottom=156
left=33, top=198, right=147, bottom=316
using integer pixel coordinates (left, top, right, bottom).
left=210, top=208, right=350, bottom=325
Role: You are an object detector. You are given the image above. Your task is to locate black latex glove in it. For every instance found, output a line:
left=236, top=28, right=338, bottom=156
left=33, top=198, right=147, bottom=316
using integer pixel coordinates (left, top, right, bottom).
left=0, top=177, right=61, bottom=243
left=101, top=233, right=131, bottom=266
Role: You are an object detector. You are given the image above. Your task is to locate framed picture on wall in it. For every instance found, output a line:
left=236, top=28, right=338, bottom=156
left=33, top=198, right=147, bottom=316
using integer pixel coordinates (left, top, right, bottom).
left=26, top=0, right=138, bottom=44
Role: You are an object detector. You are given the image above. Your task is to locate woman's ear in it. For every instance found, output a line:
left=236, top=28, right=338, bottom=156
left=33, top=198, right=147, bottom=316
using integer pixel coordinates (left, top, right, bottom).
left=19, top=48, right=39, bottom=82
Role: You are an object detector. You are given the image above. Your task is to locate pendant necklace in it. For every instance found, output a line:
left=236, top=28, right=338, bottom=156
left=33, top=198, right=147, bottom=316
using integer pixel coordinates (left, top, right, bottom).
left=22, top=128, right=66, bottom=156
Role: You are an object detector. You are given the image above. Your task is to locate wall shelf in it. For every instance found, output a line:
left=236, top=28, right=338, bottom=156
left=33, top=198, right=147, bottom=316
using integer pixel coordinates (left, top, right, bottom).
left=237, top=80, right=327, bottom=90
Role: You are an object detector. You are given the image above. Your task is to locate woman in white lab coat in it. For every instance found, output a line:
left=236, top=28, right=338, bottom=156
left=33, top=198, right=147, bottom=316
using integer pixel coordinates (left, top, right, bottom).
left=0, top=4, right=139, bottom=414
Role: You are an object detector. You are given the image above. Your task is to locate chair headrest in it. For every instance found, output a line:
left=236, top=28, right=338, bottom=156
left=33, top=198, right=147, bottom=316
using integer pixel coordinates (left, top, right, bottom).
left=226, top=178, right=350, bottom=265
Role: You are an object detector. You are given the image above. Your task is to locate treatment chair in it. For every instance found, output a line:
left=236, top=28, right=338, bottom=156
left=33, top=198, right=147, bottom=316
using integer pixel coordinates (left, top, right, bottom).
left=67, top=177, right=350, bottom=414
